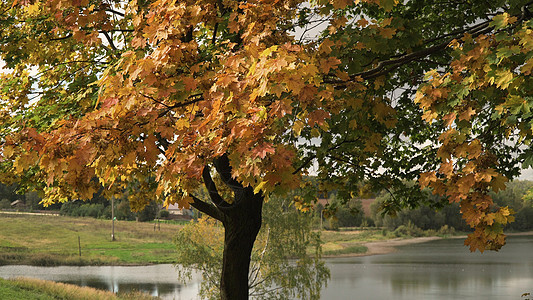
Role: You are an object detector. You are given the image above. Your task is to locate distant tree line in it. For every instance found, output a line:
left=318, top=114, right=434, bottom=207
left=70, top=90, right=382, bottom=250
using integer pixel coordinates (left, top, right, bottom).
left=2, top=179, right=533, bottom=230
left=320, top=180, right=533, bottom=232
left=0, top=182, right=159, bottom=222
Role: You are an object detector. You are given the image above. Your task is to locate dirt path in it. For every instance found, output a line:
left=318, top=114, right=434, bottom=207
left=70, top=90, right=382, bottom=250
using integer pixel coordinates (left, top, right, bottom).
left=362, top=236, right=443, bottom=256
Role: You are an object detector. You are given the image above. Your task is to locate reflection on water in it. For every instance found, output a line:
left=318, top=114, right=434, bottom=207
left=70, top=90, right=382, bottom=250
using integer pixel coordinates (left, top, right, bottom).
left=0, top=236, right=532, bottom=299
left=59, top=279, right=183, bottom=298
left=0, top=264, right=201, bottom=300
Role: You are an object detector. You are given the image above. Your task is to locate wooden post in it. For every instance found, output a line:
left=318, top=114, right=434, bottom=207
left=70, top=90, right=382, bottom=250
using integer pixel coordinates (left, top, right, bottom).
left=111, top=197, right=116, bottom=241
left=78, top=235, right=81, bottom=257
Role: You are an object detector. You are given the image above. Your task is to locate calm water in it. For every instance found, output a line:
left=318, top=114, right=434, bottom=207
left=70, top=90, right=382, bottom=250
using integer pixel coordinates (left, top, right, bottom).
left=323, top=235, right=533, bottom=299
left=1, top=235, right=532, bottom=299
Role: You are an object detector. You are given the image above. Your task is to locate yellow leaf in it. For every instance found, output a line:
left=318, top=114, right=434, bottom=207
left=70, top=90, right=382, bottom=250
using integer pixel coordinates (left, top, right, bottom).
left=254, top=180, right=268, bottom=194
left=521, top=58, right=533, bottom=75
left=260, top=45, right=278, bottom=57
left=439, top=161, right=453, bottom=177
left=293, top=120, right=305, bottom=136
left=379, top=27, right=396, bottom=39
left=494, top=70, right=514, bottom=89
left=319, top=39, right=335, bottom=54
left=442, top=113, right=456, bottom=127
left=2, top=145, right=14, bottom=158
left=380, top=17, right=393, bottom=27
left=331, top=0, right=353, bottom=9
left=356, top=18, right=369, bottom=27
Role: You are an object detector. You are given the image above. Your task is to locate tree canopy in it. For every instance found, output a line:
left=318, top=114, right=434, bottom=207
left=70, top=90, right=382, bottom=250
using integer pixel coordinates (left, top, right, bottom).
left=2, top=0, right=533, bottom=298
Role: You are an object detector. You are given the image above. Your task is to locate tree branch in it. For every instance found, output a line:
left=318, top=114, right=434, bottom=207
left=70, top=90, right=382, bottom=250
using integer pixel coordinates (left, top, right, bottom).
left=49, top=33, right=72, bottom=41
left=326, top=6, right=533, bottom=85
left=202, top=165, right=231, bottom=209
left=189, top=195, right=224, bottom=222
left=292, top=139, right=357, bottom=174
left=213, top=154, right=244, bottom=195
left=104, top=8, right=125, bottom=17
left=102, top=31, right=117, bottom=51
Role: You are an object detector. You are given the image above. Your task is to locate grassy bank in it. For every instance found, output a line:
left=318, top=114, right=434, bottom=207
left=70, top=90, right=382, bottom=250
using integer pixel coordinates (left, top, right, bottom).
left=0, top=213, right=181, bottom=266
left=320, top=226, right=460, bottom=256
left=0, top=277, right=155, bottom=300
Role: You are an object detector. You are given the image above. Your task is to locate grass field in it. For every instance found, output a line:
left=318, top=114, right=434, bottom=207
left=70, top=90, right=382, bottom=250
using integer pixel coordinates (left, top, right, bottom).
left=0, top=213, right=182, bottom=266
left=0, top=212, right=457, bottom=265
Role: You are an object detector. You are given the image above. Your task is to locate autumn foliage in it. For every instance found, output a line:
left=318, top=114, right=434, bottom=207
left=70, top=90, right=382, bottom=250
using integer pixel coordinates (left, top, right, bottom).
left=1, top=0, right=533, bottom=264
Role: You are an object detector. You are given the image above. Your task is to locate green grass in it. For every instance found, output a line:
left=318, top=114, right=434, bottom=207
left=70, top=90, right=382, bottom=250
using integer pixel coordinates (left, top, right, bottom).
left=319, top=228, right=392, bottom=255
left=319, top=228, right=430, bottom=255
left=0, top=277, right=156, bottom=300
left=317, top=229, right=377, bottom=256
left=0, top=213, right=184, bottom=266
left=0, top=278, right=55, bottom=300
left=323, top=245, right=368, bottom=256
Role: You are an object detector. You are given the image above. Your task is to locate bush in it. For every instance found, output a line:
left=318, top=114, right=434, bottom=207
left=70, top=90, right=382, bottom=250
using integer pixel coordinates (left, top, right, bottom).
left=511, top=206, right=533, bottom=231
left=137, top=201, right=158, bottom=222
left=59, top=202, right=107, bottom=219
left=393, top=222, right=424, bottom=237
left=159, top=210, right=170, bottom=219
left=0, top=198, right=11, bottom=209
left=325, top=217, right=339, bottom=231
left=116, top=200, right=135, bottom=220
left=336, top=206, right=364, bottom=227
left=60, top=202, right=80, bottom=216
left=437, top=225, right=455, bottom=236
left=100, top=206, right=112, bottom=219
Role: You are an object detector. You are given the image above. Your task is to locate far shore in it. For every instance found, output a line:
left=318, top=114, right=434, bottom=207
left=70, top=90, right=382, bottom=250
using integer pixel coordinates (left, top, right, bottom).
left=324, top=231, right=533, bottom=258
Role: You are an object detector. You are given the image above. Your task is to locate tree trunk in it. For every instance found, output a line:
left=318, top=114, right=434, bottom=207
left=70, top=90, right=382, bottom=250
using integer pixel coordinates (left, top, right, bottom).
left=220, top=187, right=263, bottom=300
left=189, top=155, right=265, bottom=300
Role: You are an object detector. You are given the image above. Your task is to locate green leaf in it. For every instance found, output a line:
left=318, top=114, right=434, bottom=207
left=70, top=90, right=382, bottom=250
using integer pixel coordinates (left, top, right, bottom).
left=490, top=13, right=510, bottom=30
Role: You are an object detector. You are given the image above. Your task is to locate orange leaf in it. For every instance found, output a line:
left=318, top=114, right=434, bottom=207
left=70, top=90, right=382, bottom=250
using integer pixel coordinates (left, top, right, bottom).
left=419, top=171, right=437, bottom=188
left=379, top=27, right=396, bottom=39
left=458, top=107, right=475, bottom=121
left=182, top=77, right=197, bottom=91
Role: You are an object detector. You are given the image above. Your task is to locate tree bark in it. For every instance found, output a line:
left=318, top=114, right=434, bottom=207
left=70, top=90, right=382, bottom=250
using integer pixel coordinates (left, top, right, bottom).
left=220, top=186, right=263, bottom=300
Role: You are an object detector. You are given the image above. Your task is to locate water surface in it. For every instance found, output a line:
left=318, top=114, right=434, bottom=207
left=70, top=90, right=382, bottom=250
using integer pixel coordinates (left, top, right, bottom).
left=1, top=235, right=532, bottom=299
left=323, top=235, right=533, bottom=299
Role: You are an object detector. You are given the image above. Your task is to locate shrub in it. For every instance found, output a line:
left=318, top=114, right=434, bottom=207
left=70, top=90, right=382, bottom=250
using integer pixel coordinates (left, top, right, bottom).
left=393, top=222, right=424, bottom=237
left=437, top=225, right=455, bottom=236
left=0, top=198, right=11, bottom=209
left=325, top=217, right=339, bottom=231
left=159, top=210, right=170, bottom=219
left=60, top=202, right=80, bottom=216
left=137, top=201, right=158, bottom=222
left=511, top=206, right=533, bottom=231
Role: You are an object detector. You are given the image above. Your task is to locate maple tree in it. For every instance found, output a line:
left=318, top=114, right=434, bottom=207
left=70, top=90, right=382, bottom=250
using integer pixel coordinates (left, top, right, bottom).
left=2, top=0, right=533, bottom=298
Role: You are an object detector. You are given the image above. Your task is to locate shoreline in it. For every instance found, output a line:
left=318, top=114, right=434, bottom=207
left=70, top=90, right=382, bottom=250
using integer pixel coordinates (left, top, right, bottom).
left=322, top=236, right=444, bottom=258
left=324, top=231, right=533, bottom=258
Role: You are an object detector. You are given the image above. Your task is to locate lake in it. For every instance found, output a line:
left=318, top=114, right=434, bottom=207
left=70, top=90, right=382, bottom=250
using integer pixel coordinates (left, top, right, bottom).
left=1, top=235, right=532, bottom=299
